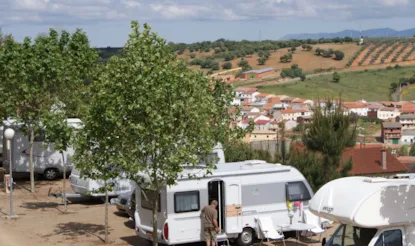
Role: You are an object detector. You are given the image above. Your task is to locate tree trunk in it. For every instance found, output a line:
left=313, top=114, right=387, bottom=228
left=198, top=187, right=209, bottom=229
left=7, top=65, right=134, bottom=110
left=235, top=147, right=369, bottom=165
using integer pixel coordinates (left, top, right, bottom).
left=61, top=151, right=67, bottom=212
left=152, top=190, right=159, bottom=246
left=29, top=128, right=35, bottom=193
left=104, top=180, right=109, bottom=244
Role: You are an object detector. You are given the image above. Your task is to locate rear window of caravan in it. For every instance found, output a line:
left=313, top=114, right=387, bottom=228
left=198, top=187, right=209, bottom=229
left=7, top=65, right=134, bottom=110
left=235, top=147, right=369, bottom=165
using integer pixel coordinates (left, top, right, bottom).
left=141, top=189, right=161, bottom=212
left=286, top=181, right=311, bottom=201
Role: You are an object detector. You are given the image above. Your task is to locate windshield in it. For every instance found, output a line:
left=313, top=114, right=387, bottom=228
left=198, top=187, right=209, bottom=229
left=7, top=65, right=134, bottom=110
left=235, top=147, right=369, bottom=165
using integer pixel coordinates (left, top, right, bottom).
left=326, top=224, right=377, bottom=246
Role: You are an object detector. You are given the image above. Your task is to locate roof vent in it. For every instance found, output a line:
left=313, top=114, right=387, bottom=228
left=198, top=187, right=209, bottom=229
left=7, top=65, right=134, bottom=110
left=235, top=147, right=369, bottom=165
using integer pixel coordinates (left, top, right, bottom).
left=363, top=177, right=388, bottom=183
left=240, top=160, right=268, bottom=170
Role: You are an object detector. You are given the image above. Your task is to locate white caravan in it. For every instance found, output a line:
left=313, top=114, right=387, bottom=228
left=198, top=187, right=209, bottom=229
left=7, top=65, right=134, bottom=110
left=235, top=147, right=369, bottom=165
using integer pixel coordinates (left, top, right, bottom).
left=68, top=143, right=226, bottom=199
left=2, top=118, right=82, bottom=180
left=310, top=175, right=415, bottom=246
left=134, top=160, right=314, bottom=246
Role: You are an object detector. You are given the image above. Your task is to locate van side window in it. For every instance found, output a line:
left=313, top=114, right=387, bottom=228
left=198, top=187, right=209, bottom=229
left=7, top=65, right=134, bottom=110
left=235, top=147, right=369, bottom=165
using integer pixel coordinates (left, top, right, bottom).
left=174, top=191, right=200, bottom=213
left=286, top=181, right=311, bottom=201
left=374, top=229, right=403, bottom=246
left=141, top=189, right=161, bottom=212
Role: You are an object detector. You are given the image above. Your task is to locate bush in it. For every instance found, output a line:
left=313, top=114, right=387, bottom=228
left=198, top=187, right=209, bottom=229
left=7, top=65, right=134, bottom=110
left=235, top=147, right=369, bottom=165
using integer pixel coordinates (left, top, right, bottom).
left=334, top=50, right=345, bottom=60
left=222, top=62, right=232, bottom=70
left=189, top=53, right=196, bottom=59
left=332, top=72, right=340, bottom=83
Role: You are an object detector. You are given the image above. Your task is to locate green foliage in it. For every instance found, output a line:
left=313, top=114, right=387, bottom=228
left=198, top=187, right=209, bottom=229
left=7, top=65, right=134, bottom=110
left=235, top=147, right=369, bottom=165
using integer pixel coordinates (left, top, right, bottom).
left=257, top=56, right=267, bottom=65
left=334, top=50, right=345, bottom=60
left=238, top=59, right=252, bottom=71
left=300, top=74, right=306, bottom=81
left=223, top=141, right=275, bottom=163
left=409, top=144, right=415, bottom=156
left=302, top=97, right=356, bottom=183
left=0, top=28, right=99, bottom=192
left=280, top=53, right=292, bottom=63
left=289, top=47, right=296, bottom=53
left=189, top=53, right=196, bottom=59
left=302, top=44, right=312, bottom=51
left=280, top=65, right=304, bottom=79
left=78, top=22, right=247, bottom=245
left=332, top=72, right=341, bottom=83
left=399, top=145, right=409, bottom=156
left=222, top=62, right=232, bottom=70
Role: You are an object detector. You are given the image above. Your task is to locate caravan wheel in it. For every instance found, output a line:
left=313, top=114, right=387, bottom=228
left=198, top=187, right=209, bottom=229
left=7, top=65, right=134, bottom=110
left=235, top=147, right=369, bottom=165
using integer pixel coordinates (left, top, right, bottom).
left=44, top=168, right=58, bottom=180
left=236, top=228, right=253, bottom=246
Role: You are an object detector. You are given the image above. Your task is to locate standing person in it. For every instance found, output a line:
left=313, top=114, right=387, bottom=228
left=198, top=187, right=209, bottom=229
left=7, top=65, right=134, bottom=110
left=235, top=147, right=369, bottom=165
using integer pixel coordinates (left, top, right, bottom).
left=202, top=200, right=220, bottom=246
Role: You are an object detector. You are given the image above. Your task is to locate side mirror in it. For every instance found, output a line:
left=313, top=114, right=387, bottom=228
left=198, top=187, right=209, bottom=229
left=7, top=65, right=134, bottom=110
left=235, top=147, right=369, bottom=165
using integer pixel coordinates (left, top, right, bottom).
left=322, top=237, right=326, bottom=246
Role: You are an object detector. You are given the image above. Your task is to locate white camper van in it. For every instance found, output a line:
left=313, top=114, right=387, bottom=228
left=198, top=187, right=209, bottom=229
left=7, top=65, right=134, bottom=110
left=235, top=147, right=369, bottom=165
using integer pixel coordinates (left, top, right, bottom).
left=2, top=118, right=82, bottom=180
left=310, top=175, right=415, bottom=246
left=134, top=160, right=314, bottom=246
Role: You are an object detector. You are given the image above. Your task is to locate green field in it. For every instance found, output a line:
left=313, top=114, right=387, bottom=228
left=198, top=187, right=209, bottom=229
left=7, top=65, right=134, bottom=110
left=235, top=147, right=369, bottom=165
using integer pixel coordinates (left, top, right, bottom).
left=258, top=66, right=415, bottom=101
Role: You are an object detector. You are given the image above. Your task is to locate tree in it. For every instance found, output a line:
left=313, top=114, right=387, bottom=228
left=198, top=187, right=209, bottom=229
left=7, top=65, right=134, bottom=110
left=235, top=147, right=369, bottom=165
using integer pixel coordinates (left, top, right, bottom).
left=302, top=97, right=356, bottom=184
left=257, top=56, right=266, bottom=65
left=399, top=145, right=408, bottom=156
left=280, top=54, right=292, bottom=63
left=315, top=48, right=322, bottom=56
left=409, top=144, right=415, bottom=156
left=238, top=59, right=252, bottom=71
left=0, top=29, right=99, bottom=192
left=85, top=21, right=245, bottom=246
left=333, top=72, right=341, bottom=83
left=222, top=62, right=232, bottom=70
left=334, top=50, right=345, bottom=60
left=289, top=47, right=296, bottom=53
left=189, top=53, right=196, bottom=59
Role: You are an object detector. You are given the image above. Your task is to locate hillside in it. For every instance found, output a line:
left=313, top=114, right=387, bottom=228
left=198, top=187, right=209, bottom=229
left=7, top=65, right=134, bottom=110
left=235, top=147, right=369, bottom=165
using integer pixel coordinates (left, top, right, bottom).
left=281, top=27, right=415, bottom=40
left=256, top=66, right=415, bottom=101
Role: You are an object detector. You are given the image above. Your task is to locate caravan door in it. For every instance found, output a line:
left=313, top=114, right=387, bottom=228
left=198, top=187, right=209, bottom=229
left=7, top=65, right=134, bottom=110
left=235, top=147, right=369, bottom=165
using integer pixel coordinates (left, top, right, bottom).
left=225, top=180, right=243, bottom=234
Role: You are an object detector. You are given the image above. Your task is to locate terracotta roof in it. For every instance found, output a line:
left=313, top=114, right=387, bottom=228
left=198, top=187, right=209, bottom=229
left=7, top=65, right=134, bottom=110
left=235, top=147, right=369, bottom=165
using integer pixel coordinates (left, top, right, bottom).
left=342, top=102, right=367, bottom=109
left=255, top=120, right=270, bottom=125
left=280, top=109, right=309, bottom=114
left=293, top=143, right=408, bottom=175
left=379, top=107, right=398, bottom=112
left=241, top=106, right=253, bottom=111
left=247, top=112, right=262, bottom=116
left=263, top=103, right=274, bottom=111
left=256, top=93, right=271, bottom=98
left=401, top=104, right=415, bottom=113
left=268, top=97, right=281, bottom=104
left=281, top=97, right=296, bottom=102
left=367, top=103, right=383, bottom=109
left=343, top=145, right=408, bottom=175
left=292, top=98, right=308, bottom=103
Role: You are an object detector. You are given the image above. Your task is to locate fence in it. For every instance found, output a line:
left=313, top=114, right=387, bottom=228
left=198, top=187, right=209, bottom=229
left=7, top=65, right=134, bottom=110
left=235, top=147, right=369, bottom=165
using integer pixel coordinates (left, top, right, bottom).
left=250, top=139, right=292, bottom=160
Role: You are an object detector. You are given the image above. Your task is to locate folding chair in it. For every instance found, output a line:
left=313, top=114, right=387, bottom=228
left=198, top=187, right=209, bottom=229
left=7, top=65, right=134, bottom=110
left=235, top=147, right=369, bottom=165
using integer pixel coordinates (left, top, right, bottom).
left=256, top=217, right=286, bottom=246
left=302, top=210, right=326, bottom=242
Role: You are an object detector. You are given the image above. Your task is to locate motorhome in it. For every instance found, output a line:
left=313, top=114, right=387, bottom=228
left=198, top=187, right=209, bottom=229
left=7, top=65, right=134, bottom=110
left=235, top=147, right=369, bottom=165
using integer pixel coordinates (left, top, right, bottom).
left=68, top=143, right=226, bottom=199
left=134, top=160, right=314, bottom=246
left=309, top=175, right=415, bottom=246
left=2, top=118, right=82, bottom=180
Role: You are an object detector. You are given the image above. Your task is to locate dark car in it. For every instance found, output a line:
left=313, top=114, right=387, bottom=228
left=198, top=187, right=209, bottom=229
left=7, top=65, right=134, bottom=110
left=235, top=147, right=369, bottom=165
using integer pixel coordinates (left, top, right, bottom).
left=126, top=189, right=136, bottom=220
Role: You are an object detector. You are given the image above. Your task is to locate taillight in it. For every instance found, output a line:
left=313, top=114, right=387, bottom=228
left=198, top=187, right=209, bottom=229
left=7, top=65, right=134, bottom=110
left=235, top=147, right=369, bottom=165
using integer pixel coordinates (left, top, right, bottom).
left=163, top=223, right=169, bottom=240
left=136, top=227, right=140, bottom=233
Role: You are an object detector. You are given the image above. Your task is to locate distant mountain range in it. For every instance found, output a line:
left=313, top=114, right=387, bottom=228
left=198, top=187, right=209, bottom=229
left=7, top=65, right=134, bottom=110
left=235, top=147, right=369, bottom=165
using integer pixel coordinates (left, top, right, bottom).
left=281, top=28, right=415, bottom=40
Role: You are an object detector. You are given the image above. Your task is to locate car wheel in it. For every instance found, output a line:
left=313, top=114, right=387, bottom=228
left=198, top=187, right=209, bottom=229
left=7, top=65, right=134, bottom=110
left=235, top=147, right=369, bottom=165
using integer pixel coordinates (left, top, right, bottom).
left=236, top=228, right=254, bottom=246
left=44, top=168, right=58, bottom=180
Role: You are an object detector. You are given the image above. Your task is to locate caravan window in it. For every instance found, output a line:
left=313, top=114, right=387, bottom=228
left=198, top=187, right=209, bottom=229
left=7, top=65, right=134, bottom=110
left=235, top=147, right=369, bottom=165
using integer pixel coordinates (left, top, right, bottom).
left=327, top=224, right=377, bottom=246
left=286, top=181, right=311, bottom=201
left=174, top=191, right=200, bottom=213
left=374, top=229, right=403, bottom=246
left=141, top=189, right=161, bottom=212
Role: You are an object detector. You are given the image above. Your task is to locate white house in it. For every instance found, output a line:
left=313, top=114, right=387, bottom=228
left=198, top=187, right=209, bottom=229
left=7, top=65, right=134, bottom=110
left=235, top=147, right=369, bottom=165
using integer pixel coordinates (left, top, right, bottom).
left=342, top=102, right=369, bottom=116
left=292, top=98, right=314, bottom=106
left=241, top=106, right=260, bottom=115
left=237, top=119, right=251, bottom=129
left=254, top=120, right=271, bottom=130
left=285, top=120, right=298, bottom=130
left=397, top=114, right=415, bottom=129
left=254, top=115, right=271, bottom=122
left=238, top=91, right=260, bottom=104
left=378, top=107, right=401, bottom=120
left=400, top=129, right=415, bottom=145
left=255, top=93, right=276, bottom=103
left=279, top=109, right=311, bottom=121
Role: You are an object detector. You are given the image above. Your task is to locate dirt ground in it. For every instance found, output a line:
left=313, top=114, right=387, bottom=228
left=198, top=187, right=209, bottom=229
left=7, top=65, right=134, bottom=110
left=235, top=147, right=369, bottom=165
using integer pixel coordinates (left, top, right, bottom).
left=0, top=179, right=335, bottom=246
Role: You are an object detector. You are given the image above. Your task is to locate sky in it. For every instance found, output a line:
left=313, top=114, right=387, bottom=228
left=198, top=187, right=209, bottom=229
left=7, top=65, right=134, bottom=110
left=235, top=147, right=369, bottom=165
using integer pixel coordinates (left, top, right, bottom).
left=2, top=0, right=415, bottom=47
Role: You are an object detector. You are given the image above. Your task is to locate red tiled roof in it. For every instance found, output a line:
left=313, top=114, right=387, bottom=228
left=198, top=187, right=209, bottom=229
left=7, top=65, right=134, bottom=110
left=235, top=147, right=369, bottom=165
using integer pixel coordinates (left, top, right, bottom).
left=343, top=145, right=408, bottom=175
left=292, top=98, right=308, bottom=103
left=255, top=120, right=270, bottom=125
left=379, top=107, right=398, bottom=112
left=281, top=97, right=296, bottom=102
left=401, top=104, right=415, bottom=113
left=342, top=102, right=367, bottom=109
left=256, top=93, right=270, bottom=97
left=236, top=87, right=258, bottom=93
left=268, top=97, right=281, bottom=104
left=292, top=143, right=408, bottom=175
left=241, top=106, right=253, bottom=111
left=263, top=103, right=274, bottom=111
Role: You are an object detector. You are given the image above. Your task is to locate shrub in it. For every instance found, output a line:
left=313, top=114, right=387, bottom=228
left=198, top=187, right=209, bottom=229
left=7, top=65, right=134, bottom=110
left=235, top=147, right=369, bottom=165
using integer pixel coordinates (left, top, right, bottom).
left=222, top=62, right=232, bottom=70
left=189, top=53, right=196, bottom=59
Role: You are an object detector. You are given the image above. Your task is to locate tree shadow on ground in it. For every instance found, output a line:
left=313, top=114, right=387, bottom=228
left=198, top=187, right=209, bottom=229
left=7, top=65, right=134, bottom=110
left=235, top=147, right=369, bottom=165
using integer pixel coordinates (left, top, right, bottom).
left=45, top=222, right=109, bottom=242
left=21, top=202, right=59, bottom=210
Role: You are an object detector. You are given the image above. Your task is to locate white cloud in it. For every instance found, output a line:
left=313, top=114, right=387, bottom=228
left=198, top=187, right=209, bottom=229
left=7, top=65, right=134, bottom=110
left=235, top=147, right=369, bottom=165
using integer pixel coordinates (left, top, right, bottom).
left=0, top=0, right=414, bottom=25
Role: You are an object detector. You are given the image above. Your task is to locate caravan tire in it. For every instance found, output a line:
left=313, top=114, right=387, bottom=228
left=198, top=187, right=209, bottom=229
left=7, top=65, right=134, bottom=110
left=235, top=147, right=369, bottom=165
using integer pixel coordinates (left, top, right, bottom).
left=236, top=228, right=254, bottom=246
left=44, top=168, right=58, bottom=180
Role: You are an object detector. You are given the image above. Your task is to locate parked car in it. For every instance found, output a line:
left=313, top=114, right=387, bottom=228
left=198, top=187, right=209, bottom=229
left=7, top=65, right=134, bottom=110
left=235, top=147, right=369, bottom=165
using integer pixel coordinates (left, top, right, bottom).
left=112, top=190, right=134, bottom=214
left=126, top=189, right=136, bottom=220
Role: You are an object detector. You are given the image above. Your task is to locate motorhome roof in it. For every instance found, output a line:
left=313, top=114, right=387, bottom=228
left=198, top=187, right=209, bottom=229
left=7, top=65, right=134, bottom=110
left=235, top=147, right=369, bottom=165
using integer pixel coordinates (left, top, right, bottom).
left=309, top=176, right=415, bottom=228
left=3, top=118, right=83, bottom=129
left=177, top=160, right=292, bottom=180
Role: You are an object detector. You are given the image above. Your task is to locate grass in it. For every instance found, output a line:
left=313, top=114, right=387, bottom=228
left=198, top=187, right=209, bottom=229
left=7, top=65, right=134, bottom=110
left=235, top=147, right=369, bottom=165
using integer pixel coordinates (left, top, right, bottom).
left=258, top=66, right=415, bottom=101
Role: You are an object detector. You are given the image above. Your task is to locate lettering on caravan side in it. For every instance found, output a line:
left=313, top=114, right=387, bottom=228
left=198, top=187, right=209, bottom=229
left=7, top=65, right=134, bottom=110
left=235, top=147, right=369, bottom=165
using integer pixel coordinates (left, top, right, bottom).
left=322, top=206, right=334, bottom=213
